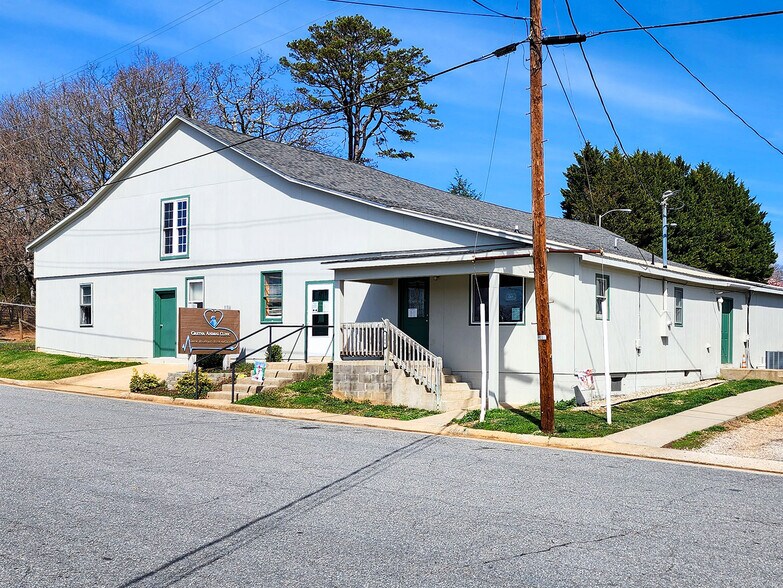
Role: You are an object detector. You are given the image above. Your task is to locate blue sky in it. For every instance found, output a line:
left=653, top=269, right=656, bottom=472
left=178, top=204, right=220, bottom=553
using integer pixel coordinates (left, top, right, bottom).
left=2, top=1, right=782, bottom=260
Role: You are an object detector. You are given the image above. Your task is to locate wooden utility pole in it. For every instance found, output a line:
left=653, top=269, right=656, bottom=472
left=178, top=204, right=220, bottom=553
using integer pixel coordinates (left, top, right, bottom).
left=530, top=0, right=555, bottom=433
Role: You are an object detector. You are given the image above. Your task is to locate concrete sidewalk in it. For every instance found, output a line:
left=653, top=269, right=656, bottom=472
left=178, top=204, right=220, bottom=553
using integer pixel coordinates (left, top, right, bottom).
left=605, top=384, right=783, bottom=447
left=55, top=362, right=187, bottom=391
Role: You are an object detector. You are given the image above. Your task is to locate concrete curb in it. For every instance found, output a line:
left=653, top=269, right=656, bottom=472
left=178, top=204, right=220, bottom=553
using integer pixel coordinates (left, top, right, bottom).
left=2, top=378, right=781, bottom=476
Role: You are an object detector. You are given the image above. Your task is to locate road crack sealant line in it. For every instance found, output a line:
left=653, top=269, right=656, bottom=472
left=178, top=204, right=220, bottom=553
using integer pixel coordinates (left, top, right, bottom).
left=2, top=380, right=783, bottom=476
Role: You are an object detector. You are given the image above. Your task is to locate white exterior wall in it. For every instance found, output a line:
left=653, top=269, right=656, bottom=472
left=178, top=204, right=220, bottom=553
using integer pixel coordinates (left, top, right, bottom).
left=33, top=123, right=505, bottom=360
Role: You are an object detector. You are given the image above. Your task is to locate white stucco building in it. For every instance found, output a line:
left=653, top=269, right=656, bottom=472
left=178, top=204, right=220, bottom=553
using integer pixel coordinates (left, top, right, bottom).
left=27, top=116, right=783, bottom=406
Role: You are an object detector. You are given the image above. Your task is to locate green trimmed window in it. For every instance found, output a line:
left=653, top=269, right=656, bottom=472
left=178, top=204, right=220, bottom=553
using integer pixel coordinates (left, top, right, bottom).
left=595, top=274, right=610, bottom=320
left=161, top=197, right=189, bottom=258
left=261, top=271, right=283, bottom=322
left=674, top=287, right=684, bottom=327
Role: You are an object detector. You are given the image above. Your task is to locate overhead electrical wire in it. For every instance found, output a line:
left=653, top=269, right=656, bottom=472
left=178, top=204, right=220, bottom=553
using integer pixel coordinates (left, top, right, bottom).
left=326, top=0, right=526, bottom=19
left=471, top=0, right=528, bottom=21
left=562, top=0, right=660, bottom=215
left=588, top=8, right=783, bottom=37
left=1, top=40, right=525, bottom=216
left=0, top=4, right=338, bottom=154
left=610, top=0, right=783, bottom=159
left=41, top=0, right=226, bottom=92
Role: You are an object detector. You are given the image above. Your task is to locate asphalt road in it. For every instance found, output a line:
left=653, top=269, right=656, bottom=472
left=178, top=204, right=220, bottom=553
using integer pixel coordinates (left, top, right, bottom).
left=1, top=385, right=782, bottom=588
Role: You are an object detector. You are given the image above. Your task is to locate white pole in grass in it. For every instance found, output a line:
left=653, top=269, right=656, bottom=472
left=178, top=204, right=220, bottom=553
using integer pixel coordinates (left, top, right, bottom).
left=602, top=296, right=612, bottom=424
left=480, top=303, right=488, bottom=422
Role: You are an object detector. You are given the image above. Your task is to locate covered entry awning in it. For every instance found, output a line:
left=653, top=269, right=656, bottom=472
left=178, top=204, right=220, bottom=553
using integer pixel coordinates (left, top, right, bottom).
left=325, top=246, right=536, bottom=409
left=324, top=245, right=535, bottom=282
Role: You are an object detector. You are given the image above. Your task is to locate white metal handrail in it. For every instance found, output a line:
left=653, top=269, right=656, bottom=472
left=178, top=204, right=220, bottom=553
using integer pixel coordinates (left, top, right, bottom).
left=340, top=322, right=386, bottom=358
left=339, top=319, right=443, bottom=408
left=383, top=319, right=442, bottom=407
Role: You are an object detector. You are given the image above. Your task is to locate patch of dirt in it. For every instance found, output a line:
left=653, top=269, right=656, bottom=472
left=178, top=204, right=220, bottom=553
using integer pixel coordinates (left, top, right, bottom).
left=0, top=326, right=34, bottom=342
left=697, top=412, right=783, bottom=462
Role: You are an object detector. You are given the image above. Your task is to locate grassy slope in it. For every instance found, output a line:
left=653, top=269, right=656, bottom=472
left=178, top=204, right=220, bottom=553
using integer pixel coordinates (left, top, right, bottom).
left=237, top=373, right=436, bottom=421
left=456, top=379, right=778, bottom=438
left=0, top=341, right=138, bottom=380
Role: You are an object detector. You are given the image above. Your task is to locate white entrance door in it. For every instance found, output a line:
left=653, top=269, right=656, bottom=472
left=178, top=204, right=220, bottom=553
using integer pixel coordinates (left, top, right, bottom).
left=306, top=282, right=334, bottom=360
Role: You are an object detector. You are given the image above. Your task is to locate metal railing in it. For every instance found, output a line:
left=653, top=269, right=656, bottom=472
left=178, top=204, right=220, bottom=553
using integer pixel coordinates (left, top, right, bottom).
left=193, top=323, right=312, bottom=400
left=340, top=320, right=442, bottom=408
left=228, top=325, right=336, bottom=403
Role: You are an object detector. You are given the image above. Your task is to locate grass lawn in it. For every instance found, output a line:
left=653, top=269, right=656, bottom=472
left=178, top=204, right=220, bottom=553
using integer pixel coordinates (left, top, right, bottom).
left=0, top=341, right=139, bottom=380
left=670, top=399, right=783, bottom=450
left=455, top=379, right=778, bottom=438
left=236, top=372, right=437, bottom=420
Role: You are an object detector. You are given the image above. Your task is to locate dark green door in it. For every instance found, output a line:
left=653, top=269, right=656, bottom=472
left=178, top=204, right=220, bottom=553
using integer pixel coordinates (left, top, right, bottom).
left=399, top=278, right=429, bottom=348
left=153, top=289, right=177, bottom=358
left=721, top=297, right=734, bottom=364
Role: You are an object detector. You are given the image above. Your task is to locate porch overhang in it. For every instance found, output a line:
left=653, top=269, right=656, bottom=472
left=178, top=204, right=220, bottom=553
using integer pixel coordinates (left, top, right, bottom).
left=325, top=247, right=535, bottom=282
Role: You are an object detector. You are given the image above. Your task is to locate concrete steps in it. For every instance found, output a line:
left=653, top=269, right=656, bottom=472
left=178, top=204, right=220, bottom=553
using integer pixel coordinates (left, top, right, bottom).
left=206, top=361, right=330, bottom=401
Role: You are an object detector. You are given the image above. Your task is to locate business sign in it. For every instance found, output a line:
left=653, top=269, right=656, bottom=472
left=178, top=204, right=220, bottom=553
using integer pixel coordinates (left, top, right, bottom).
left=178, top=308, right=240, bottom=355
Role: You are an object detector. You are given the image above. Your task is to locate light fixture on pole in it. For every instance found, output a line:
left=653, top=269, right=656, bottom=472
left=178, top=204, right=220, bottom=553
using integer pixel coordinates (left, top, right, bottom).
left=661, top=190, right=680, bottom=268
left=598, top=208, right=632, bottom=228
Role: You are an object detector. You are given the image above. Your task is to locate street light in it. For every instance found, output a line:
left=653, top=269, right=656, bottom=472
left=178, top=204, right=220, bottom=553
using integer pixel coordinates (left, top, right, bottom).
left=598, top=208, right=632, bottom=228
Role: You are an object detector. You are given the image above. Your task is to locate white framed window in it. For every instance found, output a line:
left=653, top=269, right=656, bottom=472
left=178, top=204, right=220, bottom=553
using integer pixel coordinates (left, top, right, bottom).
left=161, top=196, right=189, bottom=259
left=80, top=283, right=93, bottom=327
left=674, top=287, right=684, bottom=327
left=186, top=277, right=205, bottom=308
left=596, top=274, right=610, bottom=320
left=470, top=274, right=525, bottom=325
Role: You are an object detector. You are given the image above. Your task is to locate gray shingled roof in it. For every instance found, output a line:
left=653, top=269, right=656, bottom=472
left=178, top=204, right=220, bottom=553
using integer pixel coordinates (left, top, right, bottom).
left=185, top=117, right=655, bottom=261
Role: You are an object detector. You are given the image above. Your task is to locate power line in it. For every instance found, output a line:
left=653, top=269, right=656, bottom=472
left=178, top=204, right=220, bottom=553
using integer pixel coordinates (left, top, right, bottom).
left=471, top=0, right=528, bottom=21
left=326, top=0, right=526, bottom=19
left=545, top=45, right=598, bottom=226
left=42, top=1, right=226, bottom=92
left=610, top=0, right=783, bottom=159
left=562, top=0, right=659, bottom=212
left=0, top=4, right=337, bottom=154
left=1, top=41, right=524, bottom=216
left=588, top=8, right=783, bottom=37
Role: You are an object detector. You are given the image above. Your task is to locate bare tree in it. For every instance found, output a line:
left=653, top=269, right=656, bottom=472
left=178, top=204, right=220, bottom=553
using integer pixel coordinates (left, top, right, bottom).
left=201, top=51, right=332, bottom=151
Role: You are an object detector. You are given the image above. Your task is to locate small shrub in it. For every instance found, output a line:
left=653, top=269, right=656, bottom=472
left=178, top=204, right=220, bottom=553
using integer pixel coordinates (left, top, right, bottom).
left=129, top=369, right=166, bottom=394
left=176, top=370, right=216, bottom=398
left=232, top=361, right=253, bottom=376
left=197, top=354, right=224, bottom=371
left=266, top=344, right=283, bottom=363
left=555, top=398, right=576, bottom=410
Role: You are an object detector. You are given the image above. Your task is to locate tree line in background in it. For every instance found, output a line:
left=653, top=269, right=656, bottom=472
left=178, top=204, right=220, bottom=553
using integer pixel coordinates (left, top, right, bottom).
left=0, top=14, right=778, bottom=303
left=0, top=15, right=441, bottom=303
left=561, top=143, right=777, bottom=283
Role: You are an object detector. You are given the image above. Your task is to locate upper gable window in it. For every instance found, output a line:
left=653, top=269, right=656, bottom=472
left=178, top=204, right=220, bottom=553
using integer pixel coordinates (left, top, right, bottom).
left=161, top=196, right=189, bottom=259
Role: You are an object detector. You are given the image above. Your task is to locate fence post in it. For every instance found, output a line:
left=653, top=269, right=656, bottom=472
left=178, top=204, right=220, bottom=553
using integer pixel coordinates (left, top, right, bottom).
left=383, top=319, right=390, bottom=373
left=18, top=314, right=23, bottom=339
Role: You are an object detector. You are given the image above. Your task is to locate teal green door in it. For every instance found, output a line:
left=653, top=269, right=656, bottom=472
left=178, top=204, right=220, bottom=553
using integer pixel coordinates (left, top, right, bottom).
left=720, top=297, right=733, bottom=364
left=399, top=278, right=429, bottom=348
left=153, top=289, right=177, bottom=357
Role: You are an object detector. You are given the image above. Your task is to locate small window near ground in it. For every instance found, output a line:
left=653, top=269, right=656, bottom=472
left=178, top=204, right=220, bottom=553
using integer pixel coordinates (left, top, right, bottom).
left=187, top=278, right=204, bottom=308
left=470, top=274, right=525, bottom=324
left=674, top=287, right=684, bottom=327
left=80, top=283, right=93, bottom=327
left=261, top=271, right=283, bottom=322
left=596, top=274, right=610, bottom=320
left=161, top=197, right=189, bottom=258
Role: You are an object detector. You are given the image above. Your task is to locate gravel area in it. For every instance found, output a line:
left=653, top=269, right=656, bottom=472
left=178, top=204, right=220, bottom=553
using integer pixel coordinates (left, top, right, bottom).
left=698, top=412, right=783, bottom=461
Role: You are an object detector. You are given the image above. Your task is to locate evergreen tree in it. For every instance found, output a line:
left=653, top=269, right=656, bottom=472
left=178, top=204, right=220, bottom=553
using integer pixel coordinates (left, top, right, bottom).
left=448, top=169, right=482, bottom=200
left=561, top=144, right=776, bottom=282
